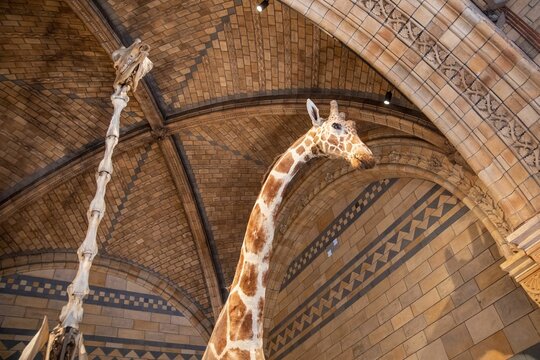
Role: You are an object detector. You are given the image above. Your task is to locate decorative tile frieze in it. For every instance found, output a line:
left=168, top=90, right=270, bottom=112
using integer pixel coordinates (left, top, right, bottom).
left=268, top=184, right=469, bottom=358
left=0, top=328, right=204, bottom=360
left=0, top=274, right=183, bottom=317
left=355, top=0, right=540, bottom=178
left=280, top=178, right=397, bottom=290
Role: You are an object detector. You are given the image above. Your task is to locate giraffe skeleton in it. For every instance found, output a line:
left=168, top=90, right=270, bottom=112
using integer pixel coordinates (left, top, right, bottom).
left=203, top=99, right=375, bottom=360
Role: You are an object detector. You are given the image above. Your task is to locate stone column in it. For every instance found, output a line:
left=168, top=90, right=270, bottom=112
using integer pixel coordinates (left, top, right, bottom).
left=501, top=215, right=540, bottom=305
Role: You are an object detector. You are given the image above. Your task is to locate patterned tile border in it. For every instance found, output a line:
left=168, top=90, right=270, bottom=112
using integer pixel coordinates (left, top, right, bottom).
left=0, top=328, right=205, bottom=360
left=280, top=178, right=397, bottom=290
left=272, top=183, right=444, bottom=335
left=0, top=274, right=183, bottom=317
left=268, top=185, right=469, bottom=358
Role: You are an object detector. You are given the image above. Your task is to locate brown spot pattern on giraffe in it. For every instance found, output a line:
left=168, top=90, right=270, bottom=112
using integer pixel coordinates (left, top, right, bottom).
left=211, top=312, right=228, bottom=356
left=328, top=134, right=338, bottom=146
left=261, top=175, right=284, bottom=205
left=230, top=251, right=244, bottom=289
left=257, top=297, right=265, bottom=329
left=244, top=204, right=267, bottom=254
left=229, top=291, right=253, bottom=341
left=275, top=152, right=294, bottom=173
left=239, top=261, right=258, bottom=296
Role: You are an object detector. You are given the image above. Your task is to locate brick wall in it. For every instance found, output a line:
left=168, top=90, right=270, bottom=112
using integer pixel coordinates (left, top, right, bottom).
left=267, top=178, right=540, bottom=360
left=0, top=269, right=206, bottom=359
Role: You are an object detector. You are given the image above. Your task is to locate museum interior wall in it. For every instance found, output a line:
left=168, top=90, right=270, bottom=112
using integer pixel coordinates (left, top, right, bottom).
left=267, top=177, right=540, bottom=359
left=0, top=269, right=206, bottom=359
left=0, top=0, right=539, bottom=359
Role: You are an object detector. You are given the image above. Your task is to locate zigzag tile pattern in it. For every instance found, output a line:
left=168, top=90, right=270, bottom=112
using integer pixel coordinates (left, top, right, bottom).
left=0, top=274, right=182, bottom=316
left=280, top=178, right=397, bottom=290
left=0, top=329, right=205, bottom=360
left=268, top=184, right=469, bottom=359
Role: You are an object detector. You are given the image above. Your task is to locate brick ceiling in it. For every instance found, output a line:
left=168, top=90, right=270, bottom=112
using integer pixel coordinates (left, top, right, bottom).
left=0, top=0, right=445, bottom=324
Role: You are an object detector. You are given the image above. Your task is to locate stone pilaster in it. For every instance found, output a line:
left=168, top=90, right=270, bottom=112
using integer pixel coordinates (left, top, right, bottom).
left=501, top=215, right=540, bottom=305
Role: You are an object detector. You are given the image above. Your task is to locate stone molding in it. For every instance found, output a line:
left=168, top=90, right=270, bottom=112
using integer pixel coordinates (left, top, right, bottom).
left=265, top=138, right=519, bottom=334
left=501, top=215, right=540, bottom=305
left=276, top=139, right=512, bottom=253
left=508, top=214, right=540, bottom=253
left=349, top=0, right=540, bottom=176
left=281, top=0, right=539, bottom=228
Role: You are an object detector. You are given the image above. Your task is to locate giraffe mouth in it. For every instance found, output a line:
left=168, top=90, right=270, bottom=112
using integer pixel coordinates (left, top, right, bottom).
left=350, top=153, right=375, bottom=169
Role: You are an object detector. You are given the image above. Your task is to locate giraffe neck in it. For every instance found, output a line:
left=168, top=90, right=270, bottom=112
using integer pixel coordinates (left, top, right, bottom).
left=204, top=133, right=316, bottom=359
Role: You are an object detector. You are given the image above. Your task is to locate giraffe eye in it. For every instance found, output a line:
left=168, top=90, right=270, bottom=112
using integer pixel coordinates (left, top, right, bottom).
left=332, top=123, right=342, bottom=130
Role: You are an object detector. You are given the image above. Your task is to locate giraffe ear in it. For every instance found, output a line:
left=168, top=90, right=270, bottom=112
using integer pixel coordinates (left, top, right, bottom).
left=306, top=99, right=323, bottom=127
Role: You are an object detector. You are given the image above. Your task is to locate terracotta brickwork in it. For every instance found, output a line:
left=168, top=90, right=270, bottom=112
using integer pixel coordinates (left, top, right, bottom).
left=1, top=0, right=540, bottom=356
left=0, top=0, right=146, bottom=196
left=267, top=178, right=540, bottom=359
left=0, top=269, right=206, bottom=359
left=0, top=143, right=212, bottom=319
left=94, top=0, right=414, bottom=115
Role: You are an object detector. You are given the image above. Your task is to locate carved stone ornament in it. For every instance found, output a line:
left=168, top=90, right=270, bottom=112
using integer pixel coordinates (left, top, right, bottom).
left=151, top=126, right=171, bottom=141
left=353, top=0, right=540, bottom=179
left=380, top=151, right=511, bottom=237
left=501, top=249, right=540, bottom=306
left=112, top=38, right=153, bottom=92
left=521, top=270, right=540, bottom=305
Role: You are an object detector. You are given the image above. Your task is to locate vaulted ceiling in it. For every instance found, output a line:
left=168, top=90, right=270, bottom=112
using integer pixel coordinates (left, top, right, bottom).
left=0, top=0, right=450, bottom=331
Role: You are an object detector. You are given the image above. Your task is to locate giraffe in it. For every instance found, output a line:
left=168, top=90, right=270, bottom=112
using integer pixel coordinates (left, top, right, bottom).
left=203, top=99, right=375, bottom=359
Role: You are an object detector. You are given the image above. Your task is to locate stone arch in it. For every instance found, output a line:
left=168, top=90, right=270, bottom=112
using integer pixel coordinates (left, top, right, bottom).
left=169, top=98, right=447, bottom=150
left=263, top=137, right=516, bottom=336
left=0, top=251, right=214, bottom=340
left=280, top=0, right=540, bottom=228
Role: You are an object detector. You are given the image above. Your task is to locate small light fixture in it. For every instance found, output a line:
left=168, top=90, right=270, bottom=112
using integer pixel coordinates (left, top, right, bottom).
left=256, top=0, right=269, bottom=12
left=384, top=90, right=392, bottom=105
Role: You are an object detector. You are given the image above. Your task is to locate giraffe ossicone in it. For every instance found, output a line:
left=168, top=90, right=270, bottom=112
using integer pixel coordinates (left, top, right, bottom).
left=203, top=99, right=374, bottom=360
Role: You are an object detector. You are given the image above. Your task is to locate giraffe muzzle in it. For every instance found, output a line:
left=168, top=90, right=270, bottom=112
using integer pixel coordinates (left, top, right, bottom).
left=351, top=152, right=375, bottom=170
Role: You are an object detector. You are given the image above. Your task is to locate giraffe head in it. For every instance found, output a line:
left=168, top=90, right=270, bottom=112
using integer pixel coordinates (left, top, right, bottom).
left=306, top=99, right=375, bottom=169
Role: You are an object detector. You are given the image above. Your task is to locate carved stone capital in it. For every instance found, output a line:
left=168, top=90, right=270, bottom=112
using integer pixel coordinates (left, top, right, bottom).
left=502, top=216, right=540, bottom=306
left=502, top=251, right=540, bottom=306
left=519, top=269, right=540, bottom=305
left=507, top=214, right=540, bottom=254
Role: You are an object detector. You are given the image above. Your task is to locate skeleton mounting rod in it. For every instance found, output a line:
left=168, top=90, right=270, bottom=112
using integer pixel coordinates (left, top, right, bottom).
left=20, top=39, right=153, bottom=360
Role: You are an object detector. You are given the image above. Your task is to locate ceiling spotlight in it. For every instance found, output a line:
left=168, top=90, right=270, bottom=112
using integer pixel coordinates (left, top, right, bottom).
left=256, top=0, right=269, bottom=12
left=384, top=91, right=392, bottom=105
